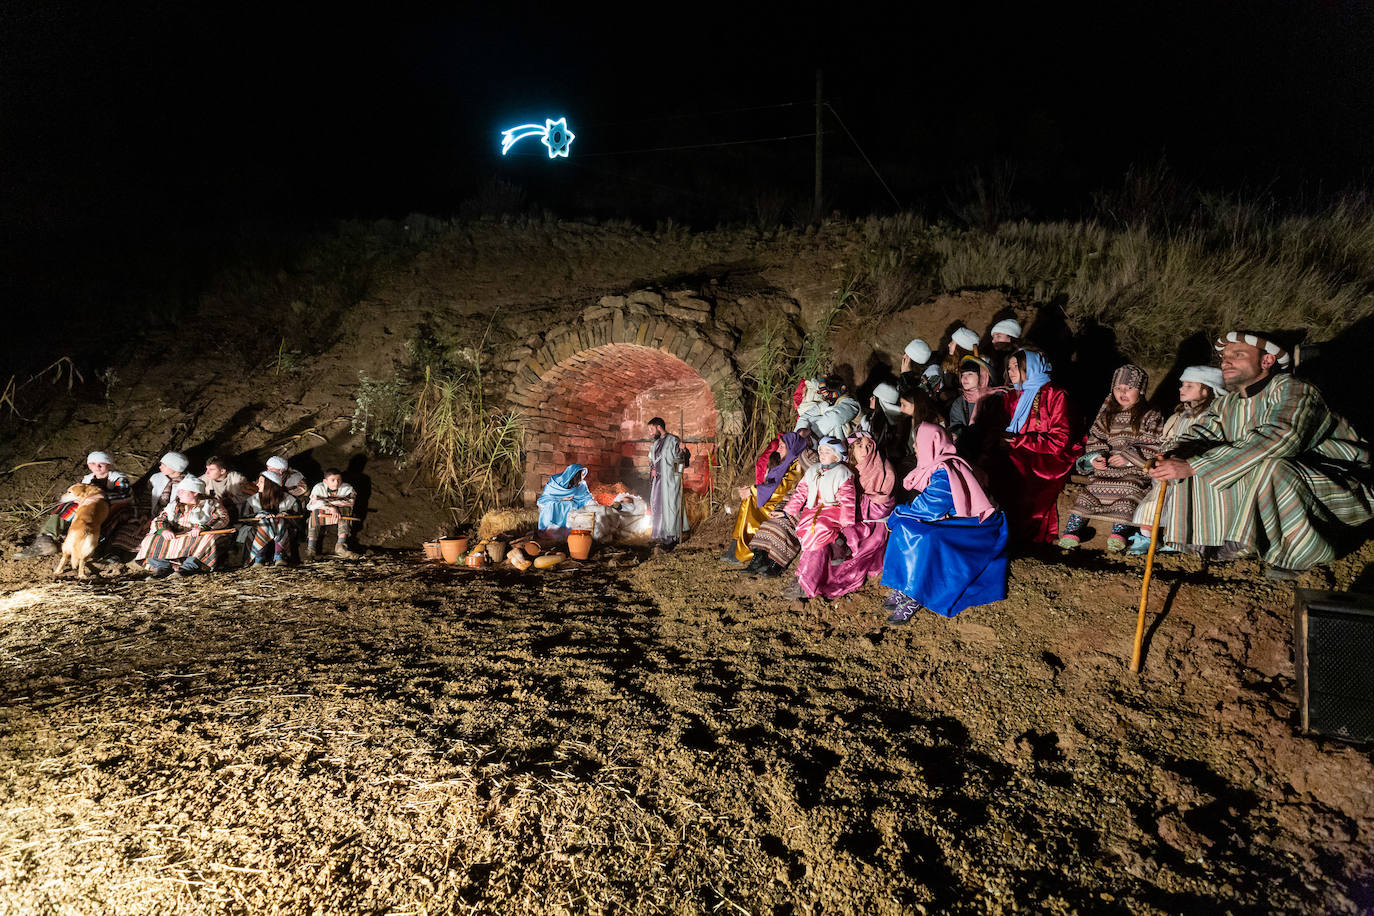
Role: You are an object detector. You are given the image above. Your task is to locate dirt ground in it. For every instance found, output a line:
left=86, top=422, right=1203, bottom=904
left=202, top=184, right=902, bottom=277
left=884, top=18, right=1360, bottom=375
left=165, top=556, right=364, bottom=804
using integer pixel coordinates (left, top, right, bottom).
left=1, top=525, right=1372, bottom=914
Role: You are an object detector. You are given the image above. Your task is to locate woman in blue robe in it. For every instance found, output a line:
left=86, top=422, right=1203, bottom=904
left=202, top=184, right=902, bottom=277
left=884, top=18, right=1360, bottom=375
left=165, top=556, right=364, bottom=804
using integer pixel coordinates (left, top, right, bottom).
left=538, top=464, right=595, bottom=530
left=881, top=423, right=1009, bottom=623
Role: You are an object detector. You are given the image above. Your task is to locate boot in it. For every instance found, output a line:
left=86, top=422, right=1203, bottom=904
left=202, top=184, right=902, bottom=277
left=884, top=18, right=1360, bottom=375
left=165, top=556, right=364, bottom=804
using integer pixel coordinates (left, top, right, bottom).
left=12, top=534, right=59, bottom=559
left=758, top=559, right=785, bottom=579
left=334, top=542, right=358, bottom=559
left=304, top=541, right=318, bottom=560
left=720, top=540, right=743, bottom=564
left=743, top=553, right=770, bottom=575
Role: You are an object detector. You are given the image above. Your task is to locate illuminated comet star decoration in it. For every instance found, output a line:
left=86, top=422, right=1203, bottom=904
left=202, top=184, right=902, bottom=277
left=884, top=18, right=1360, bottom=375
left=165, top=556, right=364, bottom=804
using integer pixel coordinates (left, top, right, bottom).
left=500, top=118, right=575, bottom=158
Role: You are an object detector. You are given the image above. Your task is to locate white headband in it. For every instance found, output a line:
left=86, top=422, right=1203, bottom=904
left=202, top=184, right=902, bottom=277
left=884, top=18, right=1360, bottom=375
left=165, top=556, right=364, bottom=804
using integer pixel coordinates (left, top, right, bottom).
left=266, top=456, right=289, bottom=471
left=86, top=451, right=112, bottom=465
left=990, top=318, right=1022, bottom=338
left=904, top=338, right=931, bottom=364
left=175, top=476, right=205, bottom=495
left=951, top=327, right=980, bottom=351
left=261, top=470, right=284, bottom=486
left=1179, top=365, right=1227, bottom=394
left=160, top=452, right=189, bottom=473
left=1216, top=331, right=1291, bottom=367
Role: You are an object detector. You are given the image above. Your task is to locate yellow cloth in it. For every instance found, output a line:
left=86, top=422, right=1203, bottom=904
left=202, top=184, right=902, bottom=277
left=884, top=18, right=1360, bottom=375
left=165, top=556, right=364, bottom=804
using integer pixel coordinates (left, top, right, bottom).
left=731, top=460, right=804, bottom=561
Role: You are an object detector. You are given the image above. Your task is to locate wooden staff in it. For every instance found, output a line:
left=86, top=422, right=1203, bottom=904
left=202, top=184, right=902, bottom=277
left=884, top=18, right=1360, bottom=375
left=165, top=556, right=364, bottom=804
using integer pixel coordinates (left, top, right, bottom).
left=1130, top=480, right=1170, bottom=673
left=236, top=514, right=304, bottom=525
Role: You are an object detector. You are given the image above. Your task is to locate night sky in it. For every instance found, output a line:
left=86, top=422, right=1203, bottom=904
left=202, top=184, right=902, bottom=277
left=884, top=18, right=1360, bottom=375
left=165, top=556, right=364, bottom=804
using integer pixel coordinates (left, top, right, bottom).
left=2, top=2, right=1372, bottom=334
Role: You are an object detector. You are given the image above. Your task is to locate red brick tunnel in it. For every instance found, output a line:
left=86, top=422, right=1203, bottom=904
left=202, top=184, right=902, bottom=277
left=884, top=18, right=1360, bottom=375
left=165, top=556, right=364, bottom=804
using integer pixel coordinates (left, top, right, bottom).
left=519, top=344, right=717, bottom=503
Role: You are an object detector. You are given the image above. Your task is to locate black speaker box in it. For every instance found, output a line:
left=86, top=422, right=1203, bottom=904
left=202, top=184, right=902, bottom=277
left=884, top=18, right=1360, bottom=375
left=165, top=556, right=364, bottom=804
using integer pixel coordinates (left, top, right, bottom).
left=1293, top=588, right=1374, bottom=743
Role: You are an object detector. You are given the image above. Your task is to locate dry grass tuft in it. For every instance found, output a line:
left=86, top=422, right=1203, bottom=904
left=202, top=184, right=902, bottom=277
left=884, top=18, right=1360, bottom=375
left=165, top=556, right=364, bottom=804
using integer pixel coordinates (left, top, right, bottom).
left=477, top=506, right=539, bottom=541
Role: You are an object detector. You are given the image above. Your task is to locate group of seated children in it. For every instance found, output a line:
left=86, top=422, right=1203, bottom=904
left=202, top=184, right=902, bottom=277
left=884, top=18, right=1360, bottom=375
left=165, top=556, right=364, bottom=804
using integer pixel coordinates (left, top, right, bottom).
left=14, top=451, right=358, bottom=577
left=721, top=317, right=1374, bottom=621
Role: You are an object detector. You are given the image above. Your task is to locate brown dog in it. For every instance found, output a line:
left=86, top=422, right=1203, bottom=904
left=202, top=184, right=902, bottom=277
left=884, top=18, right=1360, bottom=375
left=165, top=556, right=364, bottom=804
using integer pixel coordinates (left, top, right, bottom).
left=53, top=483, right=109, bottom=579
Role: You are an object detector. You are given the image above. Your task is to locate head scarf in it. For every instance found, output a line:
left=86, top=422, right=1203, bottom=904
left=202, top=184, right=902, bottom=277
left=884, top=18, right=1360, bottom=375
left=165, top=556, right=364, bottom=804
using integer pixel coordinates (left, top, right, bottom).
left=1006, top=350, right=1052, bottom=434
left=871, top=382, right=902, bottom=421
left=1180, top=365, right=1226, bottom=394
left=175, top=476, right=206, bottom=495
left=543, top=464, right=592, bottom=502
left=848, top=432, right=895, bottom=501
left=1215, top=330, right=1291, bottom=368
left=266, top=456, right=290, bottom=472
left=818, top=436, right=847, bottom=464
left=958, top=355, right=994, bottom=405
left=756, top=431, right=806, bottom=508
left=951, top=327, right=980, bottom=352
left=1111, top=364, right=1148, bottom=393
left=904, top=338, right=932, bottom=364
left=87, top=451, right=113, bottom=465
left=160, top=451, right=189, bottom=473
left=990, top=318, right=1022, bottom=338
left=261, top=470, right=284, bottom=487
left=905, top=423, right=997, bottom=522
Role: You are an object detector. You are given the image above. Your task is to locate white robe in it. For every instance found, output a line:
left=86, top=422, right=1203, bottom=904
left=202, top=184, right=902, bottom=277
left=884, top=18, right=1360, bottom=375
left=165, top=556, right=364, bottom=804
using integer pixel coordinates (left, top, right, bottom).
left=649, top=432, right=688, bottom=540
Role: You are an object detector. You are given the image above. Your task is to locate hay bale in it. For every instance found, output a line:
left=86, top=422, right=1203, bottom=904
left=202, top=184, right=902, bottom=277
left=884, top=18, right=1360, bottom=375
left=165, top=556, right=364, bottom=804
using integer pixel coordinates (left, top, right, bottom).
left=478, top=506, right=539, bottom=542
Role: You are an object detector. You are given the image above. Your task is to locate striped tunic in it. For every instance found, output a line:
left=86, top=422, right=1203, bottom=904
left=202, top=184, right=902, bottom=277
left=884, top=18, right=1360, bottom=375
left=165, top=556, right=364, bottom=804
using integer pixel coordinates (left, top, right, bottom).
left=1072, top=406, right=1164, bottom=523
left=1164, top=373, right=1374, bottom=570
left=136, top=498, right=232, bottom=567
left=1132, top=404, right=1214, bottom=530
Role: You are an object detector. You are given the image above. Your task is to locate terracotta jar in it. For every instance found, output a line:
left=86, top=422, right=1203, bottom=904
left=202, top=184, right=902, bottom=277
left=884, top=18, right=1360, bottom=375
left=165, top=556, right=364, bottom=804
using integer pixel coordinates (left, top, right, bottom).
left=567, top=529, right=592, bottom=561
left=438, top=536, right=468, bottom=564
left=465, top=551, right=487, bottom=569
left=422, top=541, right=442, bottom=561
left=486, top=540, right=507, bottom=563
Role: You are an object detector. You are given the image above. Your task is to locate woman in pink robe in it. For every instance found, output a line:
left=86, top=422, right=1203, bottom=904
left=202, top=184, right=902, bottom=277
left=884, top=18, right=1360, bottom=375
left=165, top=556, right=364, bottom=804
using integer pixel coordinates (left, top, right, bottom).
left=804, top=432, right=897, bottom=599
left=781, top=437, right=858, bottom=600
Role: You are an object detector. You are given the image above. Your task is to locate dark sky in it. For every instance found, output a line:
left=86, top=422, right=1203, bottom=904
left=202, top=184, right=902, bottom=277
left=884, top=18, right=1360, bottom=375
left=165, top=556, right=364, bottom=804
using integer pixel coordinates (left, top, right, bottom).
left=3, top=2, right=1373, bottom=243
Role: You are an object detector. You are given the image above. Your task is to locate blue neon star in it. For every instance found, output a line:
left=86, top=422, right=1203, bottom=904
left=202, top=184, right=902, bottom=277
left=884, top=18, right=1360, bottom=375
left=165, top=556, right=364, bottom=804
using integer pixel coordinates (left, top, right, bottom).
left=540, top=118, right=574, bottom=158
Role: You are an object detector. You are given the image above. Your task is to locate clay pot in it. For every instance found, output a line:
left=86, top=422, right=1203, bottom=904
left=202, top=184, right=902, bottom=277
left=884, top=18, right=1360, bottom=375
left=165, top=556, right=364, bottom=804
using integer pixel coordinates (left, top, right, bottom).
left=465, top=551, right=487, bottom=569
left=422, top=540, right=442, bottom=561
left=486, top=540, right=507, bottom=563
left=513, top=539, right=541, bottom=557
left=567, top=529, right=592, bottom=561
left=438, top=536, right=468, bottom=564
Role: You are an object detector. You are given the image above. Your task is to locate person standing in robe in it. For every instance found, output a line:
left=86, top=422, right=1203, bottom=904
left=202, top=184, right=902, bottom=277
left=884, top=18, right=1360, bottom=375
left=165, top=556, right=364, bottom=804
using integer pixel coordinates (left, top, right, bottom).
left=724, top=430, right=809, bottom=564
left=1150, top=331, right=1374, bottom=578
left=780, top=437, right=856, bottom=600
left=982, top=348, right=1080, bottom=545
left=1130, top=365, right=1225, bottom=553
left=538, top=464, right=595, bottom=531
left=1057, top=364, right=1165, bottom=551
left=647, top=417, right=689, bottom=548
left=807, top=431, right=897, bottom=599
left=882, top=423, right=1009, bottom=623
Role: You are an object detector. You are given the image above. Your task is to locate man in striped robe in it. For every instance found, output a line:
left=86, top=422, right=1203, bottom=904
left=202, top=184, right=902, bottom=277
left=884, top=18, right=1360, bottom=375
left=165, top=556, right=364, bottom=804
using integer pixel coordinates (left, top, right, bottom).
left=1150, top=331, right=1374, bottom=578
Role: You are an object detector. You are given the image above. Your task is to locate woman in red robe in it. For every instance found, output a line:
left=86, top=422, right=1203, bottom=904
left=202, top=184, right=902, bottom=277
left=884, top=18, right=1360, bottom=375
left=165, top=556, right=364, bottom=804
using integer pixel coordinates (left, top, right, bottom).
left=981, top=349, right=1080, bottom=545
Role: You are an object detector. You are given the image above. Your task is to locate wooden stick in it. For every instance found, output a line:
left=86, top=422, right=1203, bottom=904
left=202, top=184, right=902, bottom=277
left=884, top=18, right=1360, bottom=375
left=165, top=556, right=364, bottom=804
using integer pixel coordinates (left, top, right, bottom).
left=1130, top=481, right=1169, bottom=673
left=237, top=515, right=303, bottom=525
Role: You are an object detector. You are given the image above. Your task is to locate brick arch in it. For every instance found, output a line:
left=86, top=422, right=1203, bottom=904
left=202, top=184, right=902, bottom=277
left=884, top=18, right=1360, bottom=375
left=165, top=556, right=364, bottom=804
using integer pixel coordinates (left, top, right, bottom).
left=505, top=312, right=743, bottom=504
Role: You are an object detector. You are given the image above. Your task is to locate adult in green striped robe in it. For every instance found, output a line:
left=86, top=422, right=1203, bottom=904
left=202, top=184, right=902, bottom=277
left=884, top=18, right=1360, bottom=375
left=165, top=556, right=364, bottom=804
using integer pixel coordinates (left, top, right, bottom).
left=1149, top=331, right=1374, bottom=576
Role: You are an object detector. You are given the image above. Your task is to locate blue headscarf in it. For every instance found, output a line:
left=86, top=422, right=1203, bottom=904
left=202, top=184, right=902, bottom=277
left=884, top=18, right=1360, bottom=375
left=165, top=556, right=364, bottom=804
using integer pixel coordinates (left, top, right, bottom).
left=755, top=431, right=807, bottom=508
left=1006, top=350, right=1052, bottom=434
left=537, top=464, right=594, bottom=529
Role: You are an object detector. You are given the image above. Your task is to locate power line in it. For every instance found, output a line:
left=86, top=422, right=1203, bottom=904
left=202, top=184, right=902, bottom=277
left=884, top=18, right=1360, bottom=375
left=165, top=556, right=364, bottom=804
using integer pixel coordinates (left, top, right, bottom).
left=824, top=102, right=903, bottom=210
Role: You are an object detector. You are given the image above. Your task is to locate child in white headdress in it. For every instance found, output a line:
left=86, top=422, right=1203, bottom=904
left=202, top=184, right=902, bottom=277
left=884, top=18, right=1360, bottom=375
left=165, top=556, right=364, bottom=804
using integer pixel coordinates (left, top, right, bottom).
left=244, top=470, right=301, bottom=567
left=1129, top=365, right=1226, bottom=553
left=149, top=452, right=190, bottom=515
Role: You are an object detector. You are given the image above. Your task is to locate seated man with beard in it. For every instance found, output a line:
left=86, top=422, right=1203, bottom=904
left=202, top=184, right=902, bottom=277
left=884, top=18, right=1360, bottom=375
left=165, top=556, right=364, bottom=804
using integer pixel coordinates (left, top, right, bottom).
left=1150, top=330, right=1374, bottom=578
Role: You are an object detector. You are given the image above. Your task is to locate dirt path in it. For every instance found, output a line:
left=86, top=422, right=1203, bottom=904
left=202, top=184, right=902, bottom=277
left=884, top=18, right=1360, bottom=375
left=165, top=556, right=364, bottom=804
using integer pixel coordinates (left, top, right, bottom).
left=0, top=545, right=1371, bottom=914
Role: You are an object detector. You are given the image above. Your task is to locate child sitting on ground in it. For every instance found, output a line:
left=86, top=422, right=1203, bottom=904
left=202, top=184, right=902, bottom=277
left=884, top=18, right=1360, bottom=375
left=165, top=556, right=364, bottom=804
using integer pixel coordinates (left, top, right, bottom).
left=136, top=477, right=232, bottom=577
left=1129, top=365, right=1226, bottom=553
left=1058, top=364, right=1164, bottom=551
left=244, top=470, right=299, bottom=567
left=306, top=468, right=358, bottom=559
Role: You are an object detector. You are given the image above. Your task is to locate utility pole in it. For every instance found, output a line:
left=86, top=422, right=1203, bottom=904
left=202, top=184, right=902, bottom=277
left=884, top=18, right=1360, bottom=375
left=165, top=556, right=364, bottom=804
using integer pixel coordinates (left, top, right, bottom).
left=814, top=69, right=824, bottom=222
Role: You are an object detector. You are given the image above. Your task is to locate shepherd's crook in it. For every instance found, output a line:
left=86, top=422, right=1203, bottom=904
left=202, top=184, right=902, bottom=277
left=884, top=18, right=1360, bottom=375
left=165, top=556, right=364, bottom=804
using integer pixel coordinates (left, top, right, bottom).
left=1130, top=480, right=1169, bottom=673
